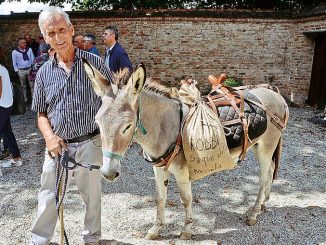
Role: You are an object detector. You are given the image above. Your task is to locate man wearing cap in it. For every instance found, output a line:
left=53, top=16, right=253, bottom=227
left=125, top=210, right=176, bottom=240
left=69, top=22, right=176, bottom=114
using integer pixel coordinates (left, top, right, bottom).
left=83, top=33, right=100, bottom=56
left=73, top=34, right=85, bottom=50
left=12, top=38, right=35, bottom=103
left=102, top=25, right=132, bottom=73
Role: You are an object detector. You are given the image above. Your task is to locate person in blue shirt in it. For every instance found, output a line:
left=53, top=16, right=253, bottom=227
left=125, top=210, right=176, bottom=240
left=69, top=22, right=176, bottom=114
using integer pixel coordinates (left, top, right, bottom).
left=102, top=25, right=132, bottom=73
left=83, top=33, right=100, bottom=56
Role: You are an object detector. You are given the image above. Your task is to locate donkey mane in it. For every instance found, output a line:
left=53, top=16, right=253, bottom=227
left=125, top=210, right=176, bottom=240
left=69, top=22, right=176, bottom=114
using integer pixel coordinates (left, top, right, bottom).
left=144, top=79, right=177, bottom=99
left=113, top=68, right=177, bottom=99
left=114, top=68, right=132, bottom=88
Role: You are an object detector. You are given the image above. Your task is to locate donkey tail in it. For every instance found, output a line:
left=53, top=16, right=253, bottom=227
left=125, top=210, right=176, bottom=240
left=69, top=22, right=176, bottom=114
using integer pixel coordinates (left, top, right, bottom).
left=272, top=136, right=283, bottom=181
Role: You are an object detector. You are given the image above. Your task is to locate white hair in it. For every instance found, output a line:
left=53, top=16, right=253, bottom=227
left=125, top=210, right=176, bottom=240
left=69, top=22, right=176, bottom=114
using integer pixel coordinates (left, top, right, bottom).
left=38, top=6, right=72, bottom=35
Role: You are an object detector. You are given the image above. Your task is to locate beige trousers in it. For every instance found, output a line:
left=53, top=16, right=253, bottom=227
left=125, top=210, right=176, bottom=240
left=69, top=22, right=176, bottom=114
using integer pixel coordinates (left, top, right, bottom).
left=17, top=69, right=30, bottom=102
left=30, top=134, right=102, bottom=245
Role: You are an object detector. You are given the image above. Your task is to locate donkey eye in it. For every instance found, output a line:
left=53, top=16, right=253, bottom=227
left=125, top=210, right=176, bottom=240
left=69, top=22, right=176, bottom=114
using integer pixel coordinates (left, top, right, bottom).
left=122, top=124, right=132, bottom=134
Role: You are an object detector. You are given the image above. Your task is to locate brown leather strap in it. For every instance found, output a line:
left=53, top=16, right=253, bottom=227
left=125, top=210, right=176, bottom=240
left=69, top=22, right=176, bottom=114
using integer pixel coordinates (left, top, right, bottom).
left=152, top=133, right=183, bottom=171
left=220, top=118, right=242, bottom=125
left=206, top=88, right=250, bottom=160
left=208, top=73, right=227, bottom=91
left=245, top=98, right=288, bottom=131
left=206, top=95, right=218, bottom=115
left=237, top=90, right=250, bottom=160
left=164, top=134, right=182, bottom=171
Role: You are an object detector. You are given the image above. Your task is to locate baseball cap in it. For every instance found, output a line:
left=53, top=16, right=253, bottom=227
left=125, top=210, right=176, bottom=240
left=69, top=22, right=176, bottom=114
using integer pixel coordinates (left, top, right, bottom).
left=84, top=33, right=96, bottom=43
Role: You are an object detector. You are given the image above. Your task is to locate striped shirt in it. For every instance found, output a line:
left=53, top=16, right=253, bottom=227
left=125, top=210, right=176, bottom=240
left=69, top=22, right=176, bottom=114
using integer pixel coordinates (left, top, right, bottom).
left=32, top=48, right=113, bottom=140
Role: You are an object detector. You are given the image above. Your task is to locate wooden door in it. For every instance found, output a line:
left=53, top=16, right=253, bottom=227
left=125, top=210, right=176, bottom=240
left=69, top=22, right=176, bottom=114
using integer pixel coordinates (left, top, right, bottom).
left=308, top=35, right=326, bottom=109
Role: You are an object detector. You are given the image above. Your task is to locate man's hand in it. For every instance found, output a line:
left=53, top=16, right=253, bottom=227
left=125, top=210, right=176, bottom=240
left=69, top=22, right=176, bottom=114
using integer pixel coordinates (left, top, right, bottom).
left=38, top=112, right=67, bottom=157
left=45, top=134, right=67, bottom=156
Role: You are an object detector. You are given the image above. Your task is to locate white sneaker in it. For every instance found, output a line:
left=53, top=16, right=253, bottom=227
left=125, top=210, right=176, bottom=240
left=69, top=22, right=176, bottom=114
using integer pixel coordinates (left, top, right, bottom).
left=1, top=158, right=23, bottom=168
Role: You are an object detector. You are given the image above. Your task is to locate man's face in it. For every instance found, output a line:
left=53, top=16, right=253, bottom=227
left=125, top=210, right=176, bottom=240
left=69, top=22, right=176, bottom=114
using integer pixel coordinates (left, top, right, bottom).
left=24, top=35, right=32, bottom=44
left=102, top=30, right=115, bottom=47
left=18, top=39, right=27, bottom=49
left=83, top=39, right=92, bottom=50
left=42, top=15, right=75, bottom=53
left=73, top=35, right=85, bottom=50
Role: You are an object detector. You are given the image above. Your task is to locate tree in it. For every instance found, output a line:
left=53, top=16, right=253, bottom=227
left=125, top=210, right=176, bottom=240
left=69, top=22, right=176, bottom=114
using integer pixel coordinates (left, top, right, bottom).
left=1, top=0, right=324, bottom=11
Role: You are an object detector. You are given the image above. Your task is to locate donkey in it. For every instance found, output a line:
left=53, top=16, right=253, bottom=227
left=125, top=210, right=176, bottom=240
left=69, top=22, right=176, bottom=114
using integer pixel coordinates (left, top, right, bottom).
left=83, top=60, right=289, bottom=240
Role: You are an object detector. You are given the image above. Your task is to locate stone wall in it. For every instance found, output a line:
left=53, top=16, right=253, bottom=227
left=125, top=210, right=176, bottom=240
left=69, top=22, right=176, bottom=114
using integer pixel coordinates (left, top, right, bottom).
left=1, top=10, right=326, bottom=105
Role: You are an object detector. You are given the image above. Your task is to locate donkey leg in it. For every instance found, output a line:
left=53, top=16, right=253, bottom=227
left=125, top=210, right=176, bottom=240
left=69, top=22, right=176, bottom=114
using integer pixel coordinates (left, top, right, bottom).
left=145, top=167, right=170, bottom=240
left=177, top=181, right=193, bottom=240
left=261, top=159, right=275, bottom=211
left=247, top=139, right=278, bottom=226
left=175, top=176, right=193, bottom=240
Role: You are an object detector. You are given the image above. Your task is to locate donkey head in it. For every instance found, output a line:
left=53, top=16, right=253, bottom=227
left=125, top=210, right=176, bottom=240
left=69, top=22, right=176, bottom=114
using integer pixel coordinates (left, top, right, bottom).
left=83, top=59, right=146, bottom=181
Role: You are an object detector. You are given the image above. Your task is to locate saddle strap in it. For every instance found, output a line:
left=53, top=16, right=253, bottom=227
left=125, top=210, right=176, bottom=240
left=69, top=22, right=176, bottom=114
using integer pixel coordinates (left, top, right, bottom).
left=152, top=133, right=182, bottom=170
left=207, top=86, right=250, bottom=160
left=238, top=90, right=250, bottom=160
left=206, top=95, right=218, bottom=115
left=245, top=98, right=288, bottom=131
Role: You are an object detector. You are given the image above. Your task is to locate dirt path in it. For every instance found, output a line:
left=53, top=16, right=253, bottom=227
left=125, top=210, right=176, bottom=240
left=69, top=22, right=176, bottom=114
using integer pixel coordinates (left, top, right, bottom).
left=0, top=107, right=325, bottom=245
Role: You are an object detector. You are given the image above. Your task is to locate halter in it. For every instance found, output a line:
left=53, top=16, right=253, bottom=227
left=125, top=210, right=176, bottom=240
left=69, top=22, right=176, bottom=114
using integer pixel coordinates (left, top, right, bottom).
left=102, top=95, right=147, bottom=160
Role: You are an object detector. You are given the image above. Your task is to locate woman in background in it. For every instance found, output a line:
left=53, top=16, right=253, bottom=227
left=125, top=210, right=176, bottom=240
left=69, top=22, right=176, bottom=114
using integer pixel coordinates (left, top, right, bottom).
left=0, top=47, right=23, bottom=168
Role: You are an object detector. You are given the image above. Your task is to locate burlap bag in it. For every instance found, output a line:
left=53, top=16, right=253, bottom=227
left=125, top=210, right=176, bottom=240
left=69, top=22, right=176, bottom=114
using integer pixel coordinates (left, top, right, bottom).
left=179, top=83, right=236, bottom=180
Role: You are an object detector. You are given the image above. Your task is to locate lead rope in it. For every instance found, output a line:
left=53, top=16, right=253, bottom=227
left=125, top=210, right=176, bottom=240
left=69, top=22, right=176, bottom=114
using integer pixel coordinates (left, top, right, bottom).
left=55, top=150, right=69, bottom=245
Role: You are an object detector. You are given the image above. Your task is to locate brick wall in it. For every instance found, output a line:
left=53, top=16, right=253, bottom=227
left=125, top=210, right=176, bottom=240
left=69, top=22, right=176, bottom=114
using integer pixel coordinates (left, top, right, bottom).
left=1, top=10, right=326, bottom=105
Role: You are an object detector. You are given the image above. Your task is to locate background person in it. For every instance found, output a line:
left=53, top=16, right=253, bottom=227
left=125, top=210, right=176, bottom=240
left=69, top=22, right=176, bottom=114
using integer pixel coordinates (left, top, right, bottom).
left=30, top=6, right=112, bottom=245
left=12, top=38, right=35, bottom=104
left=73, top=33, right=85, bottom=50
left=0, top=48, right=23, bottom=168
left=83, top=33, right=100, bottom=56
left=24, top=34, right=40, bottom=57
left=102, top=25, right=132, bottom=73
left=36, top=34, right=46, bottom=56
left=28, top=43, right=52, bottom=95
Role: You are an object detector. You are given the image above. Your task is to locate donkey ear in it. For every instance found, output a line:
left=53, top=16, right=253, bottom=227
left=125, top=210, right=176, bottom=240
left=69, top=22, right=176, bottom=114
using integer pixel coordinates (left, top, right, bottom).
left=126, top=63, right=146, bottom=103
left=82, top=58, right=113, bottom=97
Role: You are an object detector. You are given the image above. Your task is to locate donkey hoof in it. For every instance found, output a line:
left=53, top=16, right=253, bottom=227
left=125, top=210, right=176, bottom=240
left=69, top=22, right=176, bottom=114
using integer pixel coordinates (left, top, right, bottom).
left=261, top=204, right=266, bottom=211
left=180, top=231, right=192, bottom=240
left=145, top=232, right=159, bottom=240
left=246, top=218, right=257, bottom=226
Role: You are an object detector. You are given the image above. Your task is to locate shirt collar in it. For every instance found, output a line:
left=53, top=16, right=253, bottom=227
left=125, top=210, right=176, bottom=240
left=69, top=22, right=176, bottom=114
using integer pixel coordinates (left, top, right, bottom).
left=107, top=43, right=116, bottom=52
left=52, top=47, right=82, bottom=65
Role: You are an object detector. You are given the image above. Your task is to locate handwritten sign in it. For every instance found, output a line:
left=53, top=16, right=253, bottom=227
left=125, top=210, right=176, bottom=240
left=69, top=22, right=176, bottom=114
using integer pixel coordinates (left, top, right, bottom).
left=182, top=102, right=236, bottom=181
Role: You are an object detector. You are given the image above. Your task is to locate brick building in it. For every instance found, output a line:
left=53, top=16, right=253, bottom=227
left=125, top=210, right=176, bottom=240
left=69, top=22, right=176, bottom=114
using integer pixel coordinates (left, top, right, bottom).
left=0, top=8, right=325, bottom=106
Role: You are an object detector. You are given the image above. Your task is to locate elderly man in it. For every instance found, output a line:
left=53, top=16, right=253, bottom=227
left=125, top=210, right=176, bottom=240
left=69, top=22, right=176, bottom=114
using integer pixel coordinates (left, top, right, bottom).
left=12, top=38, right=35, bottom=103
left=83, top=33, right=101, bottom=56
left=29, top=6, right=112, bottom=245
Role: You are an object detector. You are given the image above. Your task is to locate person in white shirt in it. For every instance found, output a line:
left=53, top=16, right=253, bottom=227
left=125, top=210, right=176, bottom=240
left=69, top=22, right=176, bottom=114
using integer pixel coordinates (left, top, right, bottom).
left=12, top=38, right=35, bottom=104
left=0, top=47, right=23, bottom=169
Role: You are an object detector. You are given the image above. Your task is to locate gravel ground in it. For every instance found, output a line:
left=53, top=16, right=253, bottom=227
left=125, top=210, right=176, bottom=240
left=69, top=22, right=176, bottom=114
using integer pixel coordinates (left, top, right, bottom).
left=0, top=106, right=325, bottom=245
